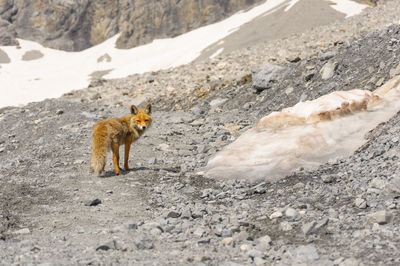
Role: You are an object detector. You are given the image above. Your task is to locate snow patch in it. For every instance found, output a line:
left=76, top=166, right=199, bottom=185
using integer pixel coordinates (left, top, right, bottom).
left=285, top=0, right=301, bottom=11
left=329, top=0, right=368, bottom=18
left=210, top=48, right=224, bottom=59
left=206, top=76, right=400, bottom=182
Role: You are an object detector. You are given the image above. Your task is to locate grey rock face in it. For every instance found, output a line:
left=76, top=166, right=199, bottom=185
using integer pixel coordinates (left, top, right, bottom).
left=0, top=0, right=263, bottom=51
left=0, top=19, right=18, bottom=46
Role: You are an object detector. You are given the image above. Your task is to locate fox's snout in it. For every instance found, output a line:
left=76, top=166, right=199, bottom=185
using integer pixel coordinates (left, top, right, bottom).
left=130, top=103, right=152, bottom=131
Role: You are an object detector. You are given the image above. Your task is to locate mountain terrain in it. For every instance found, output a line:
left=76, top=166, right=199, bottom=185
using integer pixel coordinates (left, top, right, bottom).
left=1, top=0, right=400, bottom=265
left=0, top=0, right=384, bottom=51
left=0, top=0, right=263, bottom=51
left=2, top=0, right=371, bottom=108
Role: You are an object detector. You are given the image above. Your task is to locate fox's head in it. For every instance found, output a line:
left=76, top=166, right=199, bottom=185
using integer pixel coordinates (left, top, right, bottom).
left=130, top=103, right=152, bottom=131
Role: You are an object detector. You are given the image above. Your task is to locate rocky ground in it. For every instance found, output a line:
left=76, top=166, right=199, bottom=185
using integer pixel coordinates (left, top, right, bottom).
left=1, top=1, right=400, bottom=265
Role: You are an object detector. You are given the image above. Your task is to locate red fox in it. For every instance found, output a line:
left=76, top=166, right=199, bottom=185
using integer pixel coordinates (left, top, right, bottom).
left=90, top=104, right=152, bottom=176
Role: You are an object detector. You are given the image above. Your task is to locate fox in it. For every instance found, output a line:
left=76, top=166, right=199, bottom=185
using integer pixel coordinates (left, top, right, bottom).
left=90, top=103, right=152, bottom=176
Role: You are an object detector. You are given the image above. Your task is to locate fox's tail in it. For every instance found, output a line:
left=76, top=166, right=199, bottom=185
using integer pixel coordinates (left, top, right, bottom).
left=90, top=128, right=109, bottom=176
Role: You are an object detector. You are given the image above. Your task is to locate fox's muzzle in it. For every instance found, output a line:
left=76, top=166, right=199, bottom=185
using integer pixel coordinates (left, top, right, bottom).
left=137, top=125, right=147, bottom=131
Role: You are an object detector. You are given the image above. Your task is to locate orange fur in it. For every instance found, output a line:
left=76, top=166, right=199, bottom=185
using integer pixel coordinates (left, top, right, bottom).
left=90, top=104, right=152, bottom=176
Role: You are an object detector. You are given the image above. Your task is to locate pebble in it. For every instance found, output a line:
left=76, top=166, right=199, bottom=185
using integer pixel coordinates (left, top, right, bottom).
left=158, top=143, right=170, bottom=152
left=302, top=221, right=317, bottom=235
left=181, top=208, right=192, bottom=219
left=387, top=176, right=400, bottom=195
left=339, top=257, right=360, bottom=266
left=84, top=198, right=101, bottom=206
left=233, top=231, right=249, bottom=242
left=147, top=75, right=155, bottom=83
left=285, top=87, right=294, bottom=95
left=148, top=157, right=157, bottom=164
left=255, top=235, right=271, bottom=250
left=315, top=218, right=329, bottom=231
left=221, top=237, right=234, bottom=246
left=193, top=227, right=206, bottom=237
left=285, top=208, right=300, bottom=221
left=370, top=177, right=386, bottom=190
left=134, top=236, right=154, bottom=250
left=318, top=50, right=337, bottom=61
left=150, top=227, right=163, bottom=236
left=14, top=228, right=30, bottom=235
left=253, top=257, right=266, bottom=266
left=320, top=60, right=338, bottom=80
left=279, top=221, right=293, bottom=231
left=367, top=210, right=393, bottom=225
left=354, top=198, right=367, bottom=209
left=221, top=229, right=233, bottom=237
left=167, top=211, right=181, bottom=218
left=96, top=240, right=119, bottom=251
left=292, top=245, right=320, bottom=263
left=90, top=93, right=101, bottom=100
left=321, top=174, right=335, bottom=183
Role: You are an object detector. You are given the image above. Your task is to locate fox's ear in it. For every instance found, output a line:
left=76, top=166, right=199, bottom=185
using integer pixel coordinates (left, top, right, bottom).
left=130, top=105, right=138, bottom=115
left=145, top=103, right=152, bottom=114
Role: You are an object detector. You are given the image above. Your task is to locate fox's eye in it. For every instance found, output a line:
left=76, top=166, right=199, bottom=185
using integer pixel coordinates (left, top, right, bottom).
left=144, top=119, right=149, bottom=122
left=136, top=120, right=140, bottom=123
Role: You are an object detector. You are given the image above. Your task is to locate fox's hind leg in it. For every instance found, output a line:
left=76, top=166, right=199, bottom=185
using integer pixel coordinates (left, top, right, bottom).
left=111, top=141, right=120, bottom=175
left=124, top=135, right=133, bottom=171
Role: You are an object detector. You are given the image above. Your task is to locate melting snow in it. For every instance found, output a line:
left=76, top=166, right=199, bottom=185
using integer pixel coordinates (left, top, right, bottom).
left=206, top=76, right=400, bottom=182
left=210, top=48, right=225, bottom=59
left=329, top=0, right=368, bottom=18
left=285, top=0, right=301, bottom=12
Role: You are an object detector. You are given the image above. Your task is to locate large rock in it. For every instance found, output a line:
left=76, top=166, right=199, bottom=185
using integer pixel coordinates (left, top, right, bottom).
left=252, top=63, right=284, bottom=92
left=0, top=19, right=18, bottom=46
left=0, top=0, right=263, bottom=51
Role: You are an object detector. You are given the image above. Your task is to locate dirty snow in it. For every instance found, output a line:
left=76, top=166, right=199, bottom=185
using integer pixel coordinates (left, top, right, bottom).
left=206, top=77, right=400, bottom=182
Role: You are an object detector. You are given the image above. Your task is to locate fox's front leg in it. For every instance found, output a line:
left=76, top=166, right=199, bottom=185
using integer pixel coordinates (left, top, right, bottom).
left=111, top=141, right=120, bottom=175
left=124, top=135, right=133, bottom=171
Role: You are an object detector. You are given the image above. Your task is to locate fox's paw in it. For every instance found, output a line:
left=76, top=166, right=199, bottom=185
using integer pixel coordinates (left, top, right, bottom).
left=124, top=165, right=130, bottom=171
left=91, top=168, right=102, bottom=177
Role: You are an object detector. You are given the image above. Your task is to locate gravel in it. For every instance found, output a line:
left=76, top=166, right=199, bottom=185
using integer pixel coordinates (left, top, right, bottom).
left=1, top=1, right=400, bottom=265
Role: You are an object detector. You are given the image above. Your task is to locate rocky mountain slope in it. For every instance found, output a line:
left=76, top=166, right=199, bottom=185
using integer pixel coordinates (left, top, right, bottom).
left=1, top=0, right=400, bottom=265
left=60, top=0, right=400, bottom=112
left=0, top=0, right=262, bottom=51
left=0, top=0, right=384, bottom=51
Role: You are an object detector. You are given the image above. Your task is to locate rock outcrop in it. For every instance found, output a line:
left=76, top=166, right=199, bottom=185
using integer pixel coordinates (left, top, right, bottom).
left=0, top=18, right=18, bottom=46
left=0, top=0, right=261, bottom=51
